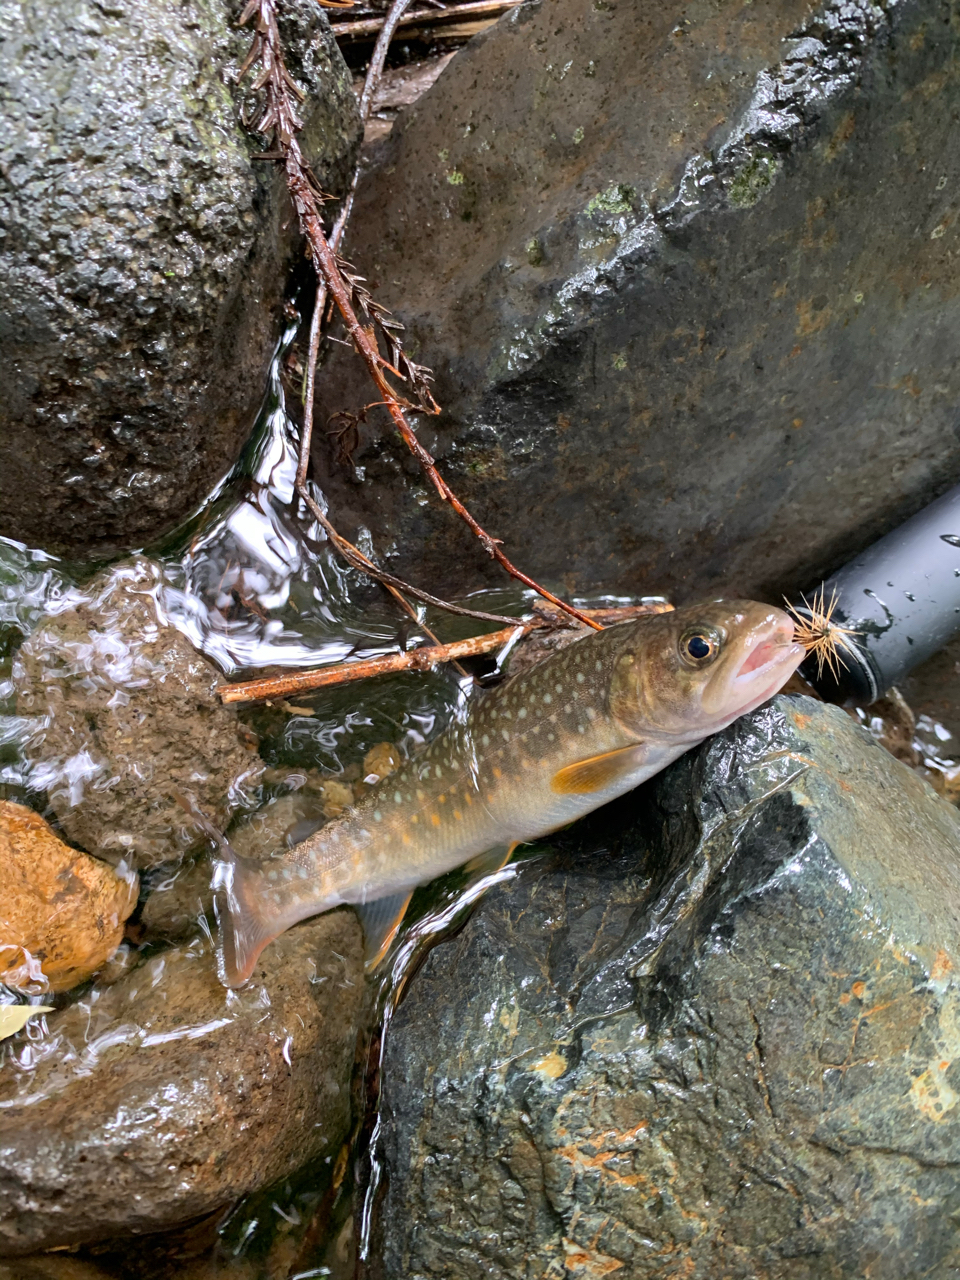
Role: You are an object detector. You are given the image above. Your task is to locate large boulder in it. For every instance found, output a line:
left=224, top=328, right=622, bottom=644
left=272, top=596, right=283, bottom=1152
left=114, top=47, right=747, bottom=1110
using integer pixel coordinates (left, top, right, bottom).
left=316, top=0, right=960, bottom=601
left=377, top=696, right=960, bottom=1278
left=0, top=909, right=364, bottom=1255
left=0, top=0, right=361, bottom=557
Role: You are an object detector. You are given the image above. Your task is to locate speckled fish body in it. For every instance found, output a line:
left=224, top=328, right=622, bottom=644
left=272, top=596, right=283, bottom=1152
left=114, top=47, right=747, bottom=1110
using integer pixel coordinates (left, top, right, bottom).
left=217, top=600, right=804, bottom=985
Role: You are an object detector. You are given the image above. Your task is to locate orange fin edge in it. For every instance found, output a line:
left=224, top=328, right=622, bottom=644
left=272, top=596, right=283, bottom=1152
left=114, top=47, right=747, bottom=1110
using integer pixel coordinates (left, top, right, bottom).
left=357, top=891, right=415, bottom=969
left=551, top=744, right=648, bottom=795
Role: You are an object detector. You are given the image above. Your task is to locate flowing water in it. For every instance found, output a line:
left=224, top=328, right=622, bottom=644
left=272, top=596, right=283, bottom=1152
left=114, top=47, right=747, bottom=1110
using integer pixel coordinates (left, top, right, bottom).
left=0, top=323, right=660, bottom=1278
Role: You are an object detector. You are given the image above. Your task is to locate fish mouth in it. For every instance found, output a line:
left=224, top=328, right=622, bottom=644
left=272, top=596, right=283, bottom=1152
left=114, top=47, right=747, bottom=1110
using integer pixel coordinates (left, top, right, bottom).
left=731, top=617, right=805, bottom=707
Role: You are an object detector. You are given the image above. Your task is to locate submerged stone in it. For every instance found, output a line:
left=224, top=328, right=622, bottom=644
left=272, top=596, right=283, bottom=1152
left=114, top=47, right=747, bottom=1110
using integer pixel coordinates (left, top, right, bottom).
left=377, top=696, right=960, bottom=1278
left=12, top=558, right=262, bottom=870
left=317, top=0, right=960, bottom=602
left=0, top=0, right=361, bottom=558
left=0, top=910, right=364, bottom=1256
left=0, top=801, right=137, bottom=993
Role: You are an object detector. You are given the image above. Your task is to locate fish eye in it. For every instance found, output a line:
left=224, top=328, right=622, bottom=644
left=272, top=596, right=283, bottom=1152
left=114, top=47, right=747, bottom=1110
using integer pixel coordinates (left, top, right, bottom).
left=679, top=626, right=722, bottom=668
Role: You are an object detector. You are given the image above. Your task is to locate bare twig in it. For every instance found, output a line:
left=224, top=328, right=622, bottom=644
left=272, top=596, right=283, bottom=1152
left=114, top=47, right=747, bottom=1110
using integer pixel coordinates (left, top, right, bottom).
left=300, top=486, right=518, bottom=625
left=330, top=0, right=520, bottom=39
left=240, top=0, right=602, bottom=632
left=218, top=601, right=673, bottom=704
left=220, top=625, right=525, bottom=703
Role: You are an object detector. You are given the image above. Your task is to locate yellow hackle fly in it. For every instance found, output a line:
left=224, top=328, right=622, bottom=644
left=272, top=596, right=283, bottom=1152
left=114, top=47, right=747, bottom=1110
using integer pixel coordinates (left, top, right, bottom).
left=785, top=587, right=860, bottom=680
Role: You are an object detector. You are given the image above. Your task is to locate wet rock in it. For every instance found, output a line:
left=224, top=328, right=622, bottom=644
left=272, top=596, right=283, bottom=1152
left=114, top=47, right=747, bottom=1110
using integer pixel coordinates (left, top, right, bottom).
left=378, top=696, right=960, bottom=1279
left=0, top=1260, right=116, bottom=1280
left=0, top=0, right=361, bottom=558
left=13, top=559, right=262, bottom=869
left=0, top=910, right=365, bottom=1255
left=0, top=801, right=137, bottom=993
left=135, top=855, right=215, bottom=945
left=318, top=0, right=960, bottom=603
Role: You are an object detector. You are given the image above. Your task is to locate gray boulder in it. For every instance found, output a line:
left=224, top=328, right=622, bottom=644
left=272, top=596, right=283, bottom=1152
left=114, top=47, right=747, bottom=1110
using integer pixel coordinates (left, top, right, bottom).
left=0, top=909, right=364, bottom=1255
left=316, top=0, right=960, bottom=602
left=0, top=0, right=361, bottom=557
left=377, top=696, right=960, bottom=1278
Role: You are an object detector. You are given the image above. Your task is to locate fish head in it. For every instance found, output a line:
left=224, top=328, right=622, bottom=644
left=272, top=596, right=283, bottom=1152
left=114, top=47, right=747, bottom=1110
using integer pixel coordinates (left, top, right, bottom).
left=608, top=599, right=805, bottom=742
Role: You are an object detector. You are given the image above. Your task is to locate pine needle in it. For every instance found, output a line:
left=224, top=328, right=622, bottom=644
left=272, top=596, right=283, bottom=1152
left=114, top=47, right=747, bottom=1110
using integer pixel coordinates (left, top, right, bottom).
left=784, top=586, right=861, bottom=680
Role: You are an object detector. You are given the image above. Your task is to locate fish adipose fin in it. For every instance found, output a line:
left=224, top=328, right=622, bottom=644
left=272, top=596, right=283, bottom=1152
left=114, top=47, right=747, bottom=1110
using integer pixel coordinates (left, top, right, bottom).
left=551, top=744, right=648, bottom=795
left=357, top=891, right=414, bottom=969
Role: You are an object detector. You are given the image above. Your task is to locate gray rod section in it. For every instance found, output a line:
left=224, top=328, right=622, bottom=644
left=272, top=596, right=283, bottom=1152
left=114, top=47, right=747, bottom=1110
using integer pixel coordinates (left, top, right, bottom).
left=794, top=482, right=960, bottom=703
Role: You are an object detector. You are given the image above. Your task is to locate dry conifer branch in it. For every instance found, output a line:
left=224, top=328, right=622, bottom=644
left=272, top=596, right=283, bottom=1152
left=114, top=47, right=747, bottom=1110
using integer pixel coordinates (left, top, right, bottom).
left=298, top=0, right=414, bottom=490
left=240, top=0, right=601, bottom=632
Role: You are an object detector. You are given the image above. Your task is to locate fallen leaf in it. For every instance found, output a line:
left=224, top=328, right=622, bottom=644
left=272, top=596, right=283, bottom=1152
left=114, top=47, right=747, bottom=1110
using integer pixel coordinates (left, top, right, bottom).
left=0, top=1005, right=54, bottom=1041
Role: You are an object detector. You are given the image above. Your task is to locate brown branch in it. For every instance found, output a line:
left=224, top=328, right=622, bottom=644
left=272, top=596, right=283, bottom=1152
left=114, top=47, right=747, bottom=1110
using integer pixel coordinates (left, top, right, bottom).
left=331, top=0, right=521, bottom=39
left=219, top=624, right=525, bottom=703
left=218, top=601, right=673, bottom=704
left=240, top=0, right=602, bottom=633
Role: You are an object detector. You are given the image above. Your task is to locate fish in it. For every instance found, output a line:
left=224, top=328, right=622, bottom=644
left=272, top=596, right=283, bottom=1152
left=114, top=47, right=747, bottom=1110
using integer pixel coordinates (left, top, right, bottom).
left=215, top=599, right=805, bottom=987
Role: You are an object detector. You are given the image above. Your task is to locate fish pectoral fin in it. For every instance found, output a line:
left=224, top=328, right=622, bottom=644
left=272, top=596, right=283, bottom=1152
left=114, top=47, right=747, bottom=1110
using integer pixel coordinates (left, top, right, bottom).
left=356, top=891, right=414, bottom=969
left=463, top=842, right=519, bottom=875
left=551, top=744, right=648, bottom=795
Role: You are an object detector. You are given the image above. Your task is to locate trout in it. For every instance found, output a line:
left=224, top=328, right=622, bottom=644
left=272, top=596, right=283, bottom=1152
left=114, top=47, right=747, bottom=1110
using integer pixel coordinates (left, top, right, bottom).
left=217, top=600, right=804, bottom=986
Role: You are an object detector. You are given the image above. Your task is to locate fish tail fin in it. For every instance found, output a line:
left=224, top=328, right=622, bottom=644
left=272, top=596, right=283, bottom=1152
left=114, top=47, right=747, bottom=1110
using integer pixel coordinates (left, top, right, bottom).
left=213, top=855, right=280, bottom=988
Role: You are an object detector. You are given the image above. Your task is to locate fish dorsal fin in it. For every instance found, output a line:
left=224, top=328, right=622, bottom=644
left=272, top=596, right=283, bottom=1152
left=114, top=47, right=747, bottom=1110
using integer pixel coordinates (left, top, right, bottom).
left=551, top=744, right=648, bottom=795
left=356, top=891, right=414, bottom=969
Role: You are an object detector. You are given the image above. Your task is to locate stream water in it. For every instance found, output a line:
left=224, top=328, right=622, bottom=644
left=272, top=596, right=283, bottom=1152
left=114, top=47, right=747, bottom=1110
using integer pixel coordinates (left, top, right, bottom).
left=0, top=323, right=657, bottom=1278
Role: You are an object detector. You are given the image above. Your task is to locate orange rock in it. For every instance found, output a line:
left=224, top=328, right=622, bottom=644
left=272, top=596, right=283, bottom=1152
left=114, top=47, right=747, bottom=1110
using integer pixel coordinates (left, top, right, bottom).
left=0, top=801, right=138, bottom=993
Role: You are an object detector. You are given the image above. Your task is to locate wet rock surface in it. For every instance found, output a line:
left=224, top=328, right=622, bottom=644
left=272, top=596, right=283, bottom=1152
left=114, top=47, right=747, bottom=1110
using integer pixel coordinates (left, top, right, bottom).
left=0, top=909, right=365, bottom=1256
left=0, top=0, right=361, bottom=558
left=377, top=696, right=960, bottom=1279
left=0, top=801, right=137, bottom=993
left=319, top=0, right=960, bottom=602
left=13, top=559, right=262, bottom=869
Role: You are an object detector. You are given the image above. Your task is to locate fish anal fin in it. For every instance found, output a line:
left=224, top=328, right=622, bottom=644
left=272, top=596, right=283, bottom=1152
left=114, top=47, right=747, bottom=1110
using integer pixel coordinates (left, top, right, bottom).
left=357, top=891, right=414, bottom=969
left=463, top=842, right=519, bottom=875
left=551, top=744, right=648, bottom=795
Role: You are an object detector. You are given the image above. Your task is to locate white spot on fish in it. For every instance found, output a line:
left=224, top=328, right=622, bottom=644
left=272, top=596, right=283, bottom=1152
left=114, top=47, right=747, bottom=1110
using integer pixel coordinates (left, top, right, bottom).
left=298, top=866, right=308, bottom=879
left=374, top=810, right=383, bottom=822
left=576, top=672, right=585, bottom=684
left=596, top=661, right=603, bottom=671
left=502, top=729, right=510, bottom=740
left=395, top=791, right=403, bottom=804
left=543, top=694, right=552, bottom=704
left=518, top=708, right=527, bottom=720
left=482, top=734, right=490, bottom=746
